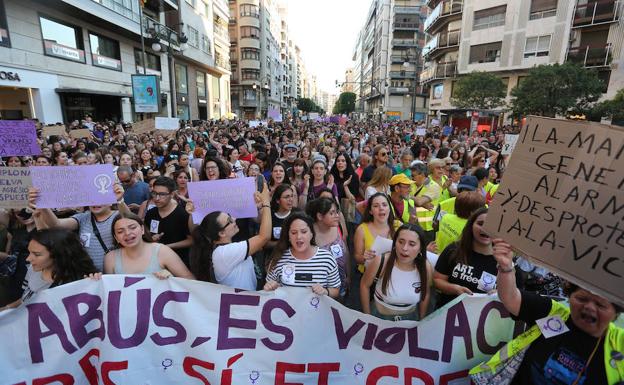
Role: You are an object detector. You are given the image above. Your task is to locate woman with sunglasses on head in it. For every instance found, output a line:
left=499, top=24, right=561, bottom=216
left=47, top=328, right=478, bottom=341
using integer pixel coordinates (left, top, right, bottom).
left=360, top=224, right=432, bottom=321
left=189, top=182, right=272, bottom=290
left=263, top=212, right=340, bottom=298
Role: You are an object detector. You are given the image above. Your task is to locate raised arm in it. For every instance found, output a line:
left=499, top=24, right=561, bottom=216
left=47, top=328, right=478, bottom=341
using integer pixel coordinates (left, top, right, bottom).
left=249, top=181, right=272, bottom=255
left=492, top=238, right=521, bottom=316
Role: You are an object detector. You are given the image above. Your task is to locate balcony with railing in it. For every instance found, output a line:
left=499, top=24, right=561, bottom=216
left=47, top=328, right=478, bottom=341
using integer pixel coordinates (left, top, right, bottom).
left=214, top=23, right=229, bottom=42
left=143, top=15, right=180, bottom=48
left=567, top=44, right=613, bottom=67
left=215, top=52, right=231, bottom=71
left=392, top=39, right=418, bottom=47
left=420, top=61, right=457, bottom=84
left=422, top=29, right=460, bottom=59
left=573, top=0, right=621, bottom=27
left=391, top=55, right=418, bottom=63
left=424, top=0, right=463, bottom=34
left=394, top=6, right=420, bottom=14
left=388, top=86, right=411, bottom=94
left=389, top=70, right=417, bottom=79
left=393, top=21, right=420, bottom=30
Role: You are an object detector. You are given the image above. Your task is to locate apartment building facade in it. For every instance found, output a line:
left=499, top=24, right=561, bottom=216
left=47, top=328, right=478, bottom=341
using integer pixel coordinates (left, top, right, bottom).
left=421, top=0, right=623, bottom=126
left=351, top=0, right=429, bottom=121
left=0, top=0, right=230, bottom=123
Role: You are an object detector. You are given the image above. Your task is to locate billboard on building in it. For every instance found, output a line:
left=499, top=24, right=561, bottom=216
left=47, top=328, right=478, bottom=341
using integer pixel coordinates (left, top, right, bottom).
left=131, top=74, right=160, bottom=113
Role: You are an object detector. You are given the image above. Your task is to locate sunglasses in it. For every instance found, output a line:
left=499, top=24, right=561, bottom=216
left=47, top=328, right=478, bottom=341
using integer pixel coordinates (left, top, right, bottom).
left=221, top=215, right=235, bottom=230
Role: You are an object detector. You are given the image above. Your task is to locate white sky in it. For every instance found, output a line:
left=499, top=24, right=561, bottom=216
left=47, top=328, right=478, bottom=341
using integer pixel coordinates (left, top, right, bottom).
left=285, top=0, right=371, bottom=95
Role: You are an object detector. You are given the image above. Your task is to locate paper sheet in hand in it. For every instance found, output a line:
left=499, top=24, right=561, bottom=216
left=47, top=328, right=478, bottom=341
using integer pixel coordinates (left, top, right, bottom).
left=371, top=236, right=393, bottom=256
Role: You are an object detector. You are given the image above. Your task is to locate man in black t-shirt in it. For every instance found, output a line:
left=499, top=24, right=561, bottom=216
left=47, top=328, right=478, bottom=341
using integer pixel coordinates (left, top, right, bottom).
left=144, top=177, right=192, bottom=266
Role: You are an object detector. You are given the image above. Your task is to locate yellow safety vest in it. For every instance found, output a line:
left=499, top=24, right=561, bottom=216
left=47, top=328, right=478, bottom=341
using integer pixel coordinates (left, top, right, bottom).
left=470, top=300, right=624, bottom=384
left=435, top=214, right=467, bottom=254
left=434, top=175, right=450, bottom=202
left=435, top=197, right=457, bottom=222
left=413, top=182, right=435, bottom=231
left=391, top=198, right=416, bottom=225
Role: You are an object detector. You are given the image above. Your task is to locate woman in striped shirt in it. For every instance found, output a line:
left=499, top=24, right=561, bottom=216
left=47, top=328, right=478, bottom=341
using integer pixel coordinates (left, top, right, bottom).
left=263, top=212, right=340, bottom=298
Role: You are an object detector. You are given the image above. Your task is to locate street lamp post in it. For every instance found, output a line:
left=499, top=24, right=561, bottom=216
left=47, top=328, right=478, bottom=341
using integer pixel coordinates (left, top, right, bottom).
left=252, top=76, right=270, bottom=119
left=147, top=24, right=188, bottom=118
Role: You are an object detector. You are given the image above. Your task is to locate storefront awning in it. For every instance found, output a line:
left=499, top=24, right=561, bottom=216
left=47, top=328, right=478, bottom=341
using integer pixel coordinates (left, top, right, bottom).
left=55, top=88, right=131, bottom=97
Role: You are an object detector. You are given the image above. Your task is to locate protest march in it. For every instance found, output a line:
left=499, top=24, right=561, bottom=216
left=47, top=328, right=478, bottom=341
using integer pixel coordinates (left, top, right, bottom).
left=0, top=115, right=623, bottom=385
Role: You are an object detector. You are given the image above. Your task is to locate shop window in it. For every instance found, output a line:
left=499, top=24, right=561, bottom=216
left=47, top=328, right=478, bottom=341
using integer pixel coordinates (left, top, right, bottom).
left=473, top=6, right=506, bottom=30
left=197, top=71, right=206, bottom=98
left=134, top=49, right=161, bottom=75
left=39, top=15, right=85, bottom=63
left=89, top=32, right=121, bottom=71
left=0, top=0, right=10, bottom=48
left=469, top=41, right=502, bottom=63
left=524, top=35, right=551, bottom=58
left=175, top=63, right=188, bottom=95
left=529, top=0, right=557, bottom=20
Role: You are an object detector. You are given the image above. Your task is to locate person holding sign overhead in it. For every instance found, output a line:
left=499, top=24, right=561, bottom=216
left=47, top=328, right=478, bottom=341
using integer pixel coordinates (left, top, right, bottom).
left=470, top=239, right=624, bottom=385
left=188, top=180, right=272, bottom=290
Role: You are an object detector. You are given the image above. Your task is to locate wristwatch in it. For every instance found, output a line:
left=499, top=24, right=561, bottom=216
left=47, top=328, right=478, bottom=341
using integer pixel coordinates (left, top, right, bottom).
left=496, top=262, right=515, bottom=273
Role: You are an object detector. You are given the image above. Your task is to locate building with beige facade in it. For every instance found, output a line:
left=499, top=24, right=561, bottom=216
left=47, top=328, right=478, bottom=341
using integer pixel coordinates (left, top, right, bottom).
left=421, top=0, right=623, bottom=127
left=349, top=0, right=429, bottom=121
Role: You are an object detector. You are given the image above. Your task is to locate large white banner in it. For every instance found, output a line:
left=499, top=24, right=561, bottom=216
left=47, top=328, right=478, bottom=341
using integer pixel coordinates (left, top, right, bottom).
left=0, top=276, right=518, bottom=385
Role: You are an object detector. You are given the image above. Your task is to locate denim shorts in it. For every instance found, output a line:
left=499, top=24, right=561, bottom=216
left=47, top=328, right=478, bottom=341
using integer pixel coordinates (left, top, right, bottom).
left=371, top=303, right=419, bottom=321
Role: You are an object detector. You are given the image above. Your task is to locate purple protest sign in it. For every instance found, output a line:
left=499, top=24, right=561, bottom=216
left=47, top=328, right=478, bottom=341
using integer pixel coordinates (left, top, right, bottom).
left=188, top=177, right=257, bottom=224
left=30, top=165, right=117, bottom=208
left=0, top=120, right=41, bottom=157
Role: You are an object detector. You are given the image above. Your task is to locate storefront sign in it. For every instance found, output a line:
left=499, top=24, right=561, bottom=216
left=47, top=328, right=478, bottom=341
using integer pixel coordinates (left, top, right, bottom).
left=92, top=54, right=122, bottom=71
left=43, top=40, right=85, bottom=62
left=0, top=71, right=20, bottom=81
left=0, top=278, right=517, bottom=385
left=387, top=111, right=401, bottom=121
left=132, top=74, right=160, bottom=113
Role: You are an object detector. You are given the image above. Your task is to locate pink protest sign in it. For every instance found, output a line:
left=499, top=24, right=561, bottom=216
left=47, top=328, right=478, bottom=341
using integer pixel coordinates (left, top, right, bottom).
left=188, top=177, right=257, bottom=223
left=0, top=120, right=41, bottom=156
left=30, top=165, right=117, bottom=208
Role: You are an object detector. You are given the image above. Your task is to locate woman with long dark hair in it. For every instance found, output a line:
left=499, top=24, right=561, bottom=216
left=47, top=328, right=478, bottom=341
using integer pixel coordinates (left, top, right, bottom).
left=353, top=193, right=396, bottom=268
left=0, top=229, right=98, bottom=310
left=330, top=151, right=360, bottom=202
left=263, top=212, right=340, bottom=298
left=104, top=213, right=193, bottom=279
left=360, top=224, right=433, bottom=320
left=189, top=183, right=271, bottom=290
left=434, top=207, right=508, bottom=308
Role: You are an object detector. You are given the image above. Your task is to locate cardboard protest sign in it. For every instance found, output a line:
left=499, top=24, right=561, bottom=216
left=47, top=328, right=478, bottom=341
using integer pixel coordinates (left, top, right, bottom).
left=155, top=117, right=179, bottom=130
left=249, top=120, right=261, bottom=128
left=484, top=116, right=624, bottom=305
left=0, top=276, right=517, bottom=385
left=0, top=120, right=40, bottom=156
left=68, top=129, right=91, bottom=139
left=132, top=119, right=155, bottom=135
left=501, top=134, right=519, bottom=156
left=416, top=128, right=426, bottom=136
left=188, top=177, right=257, bottom=223
left=0, top=167, right=31, bottom=209
left=30, top=164, right=117, bottom=208
left=42, top=125, right=66, bottom=137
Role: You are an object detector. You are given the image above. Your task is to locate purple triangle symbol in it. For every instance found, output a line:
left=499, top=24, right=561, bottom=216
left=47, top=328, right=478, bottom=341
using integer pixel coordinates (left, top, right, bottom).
left=124, top=276, right=146, bottom=287
left=191, top=336, right=211, bottom=348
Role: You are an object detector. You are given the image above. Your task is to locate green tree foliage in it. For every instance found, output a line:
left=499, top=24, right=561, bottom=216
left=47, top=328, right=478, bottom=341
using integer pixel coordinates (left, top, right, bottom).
left=333, top=92, right=357, bottom=115
left=297, top=98, right=316, bottom=113
left=509, top=63, right=604, bottom=118
left=451, top=71, right=507, bottom=110
left=589, top=88, right=624, bottom=122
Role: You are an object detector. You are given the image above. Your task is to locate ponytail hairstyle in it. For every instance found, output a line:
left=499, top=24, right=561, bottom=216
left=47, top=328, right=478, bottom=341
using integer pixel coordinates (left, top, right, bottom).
left=380, top=224, right=428, bottom=300
left=190, top=211, right=224, bottom=282
left=267, top=212, right=316, bottom=272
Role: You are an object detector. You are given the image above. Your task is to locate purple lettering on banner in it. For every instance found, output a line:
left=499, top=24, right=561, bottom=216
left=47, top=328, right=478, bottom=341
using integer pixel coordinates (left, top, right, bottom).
left=30, top=165, right=117, bottom=208
left=441, top=301, right=473, bottom=362
left=107, top=289, right=151, bottom=349
left=331, top=307, right=366, bottom=349
left=217, top=293, right=260, bottom=350
left=188, top=178, right=258, bottom=224
left=0, top=120, right=40, bottom=156
left=476, top=301, right=510, bottom=355
left=150, top=291, right=190, bottom=345
left=407, top=326, right=439, bottom=361
left=363, top=323, right=378, bottom=350
left=260, top=299, right=295, bottom=351
left=27, top=302, right=77, bottom=364
left=374, top=327, right=405, bottom=354
left=62, top=293, right=105, bottom=348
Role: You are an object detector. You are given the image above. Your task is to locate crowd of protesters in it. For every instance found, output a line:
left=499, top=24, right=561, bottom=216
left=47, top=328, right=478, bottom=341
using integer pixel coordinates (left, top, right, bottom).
left=0, top=115, right=622, bottom=383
